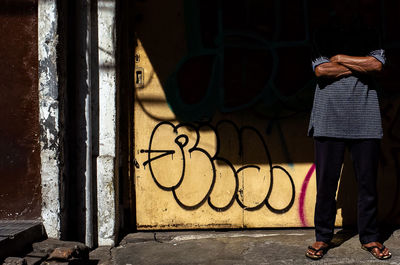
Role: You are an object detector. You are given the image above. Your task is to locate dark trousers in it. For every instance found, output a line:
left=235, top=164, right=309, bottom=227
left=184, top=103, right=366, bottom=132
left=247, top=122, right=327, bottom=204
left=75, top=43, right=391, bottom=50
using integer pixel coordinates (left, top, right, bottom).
left=314, top=137, right=380, bottom=244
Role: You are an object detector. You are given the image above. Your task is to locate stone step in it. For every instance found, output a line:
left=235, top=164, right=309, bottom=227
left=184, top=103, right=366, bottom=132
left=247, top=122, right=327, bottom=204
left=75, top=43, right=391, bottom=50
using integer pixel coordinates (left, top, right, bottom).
left=0, top=221, right=46, bottom=262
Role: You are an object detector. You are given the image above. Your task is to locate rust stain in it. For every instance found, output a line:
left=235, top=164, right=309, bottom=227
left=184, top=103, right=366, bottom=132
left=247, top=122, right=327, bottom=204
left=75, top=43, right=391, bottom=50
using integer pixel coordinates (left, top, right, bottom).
left=0, top=0, right=40, bottom=220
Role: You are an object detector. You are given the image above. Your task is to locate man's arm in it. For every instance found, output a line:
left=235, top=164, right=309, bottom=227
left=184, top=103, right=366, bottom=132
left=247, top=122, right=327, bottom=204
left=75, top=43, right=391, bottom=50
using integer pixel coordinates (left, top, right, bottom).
left=314, top=62, right=352, bottom=78
left=330, top=55, right=383, bottom=74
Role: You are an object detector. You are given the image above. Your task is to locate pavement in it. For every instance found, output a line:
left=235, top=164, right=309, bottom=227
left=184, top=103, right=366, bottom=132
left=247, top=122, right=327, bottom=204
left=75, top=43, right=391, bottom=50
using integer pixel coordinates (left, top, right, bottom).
left=90, top=228, right=400, bottom=265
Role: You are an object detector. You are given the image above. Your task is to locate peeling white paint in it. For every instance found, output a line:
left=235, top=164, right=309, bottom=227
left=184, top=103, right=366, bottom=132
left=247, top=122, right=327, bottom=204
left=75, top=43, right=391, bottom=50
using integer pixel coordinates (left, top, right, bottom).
left=97, top=0, right=117, bottom=246
left=97, top=156, right=116, bottom=246
left=38, top=0, right=61, bottom=239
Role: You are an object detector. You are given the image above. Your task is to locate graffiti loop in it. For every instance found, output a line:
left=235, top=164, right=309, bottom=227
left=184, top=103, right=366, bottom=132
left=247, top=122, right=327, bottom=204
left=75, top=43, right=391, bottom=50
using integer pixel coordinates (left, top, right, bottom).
left=140, top=120, right=295, bottom=213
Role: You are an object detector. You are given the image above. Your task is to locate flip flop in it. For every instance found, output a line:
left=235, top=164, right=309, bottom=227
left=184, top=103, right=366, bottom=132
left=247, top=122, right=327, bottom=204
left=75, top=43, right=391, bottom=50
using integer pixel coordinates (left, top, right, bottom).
left=305, top=245, right=329, bottom=260
left=361, top=245, right=392, bottom=260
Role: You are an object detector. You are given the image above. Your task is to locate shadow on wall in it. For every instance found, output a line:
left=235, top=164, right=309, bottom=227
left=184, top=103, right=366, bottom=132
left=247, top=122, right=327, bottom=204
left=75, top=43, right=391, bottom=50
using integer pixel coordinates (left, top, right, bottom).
left=133, top=0, right=400, bottom=227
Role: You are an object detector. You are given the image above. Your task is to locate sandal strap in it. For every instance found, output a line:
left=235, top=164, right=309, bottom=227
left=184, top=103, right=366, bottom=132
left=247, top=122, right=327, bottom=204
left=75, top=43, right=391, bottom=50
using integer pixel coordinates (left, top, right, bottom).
left=364, top=245, right=380, bottom=251
left=308, top=246, right=327, bottom=253
left=308, top=246, right=317, bottom=251
left=364, top=245, right=389, bottom=254
left=362, top=244, right=391, bottom=260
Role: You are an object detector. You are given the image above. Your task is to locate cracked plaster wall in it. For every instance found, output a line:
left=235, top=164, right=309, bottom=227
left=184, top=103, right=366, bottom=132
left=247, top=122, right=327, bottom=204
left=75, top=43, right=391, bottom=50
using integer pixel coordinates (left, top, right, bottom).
left=38, top=0, right=61, bottom=239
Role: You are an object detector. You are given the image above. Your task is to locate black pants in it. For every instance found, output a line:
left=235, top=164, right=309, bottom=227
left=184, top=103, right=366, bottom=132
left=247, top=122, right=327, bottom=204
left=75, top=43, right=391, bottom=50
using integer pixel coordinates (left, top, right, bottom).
left=314, top=137, right=380, bottom=244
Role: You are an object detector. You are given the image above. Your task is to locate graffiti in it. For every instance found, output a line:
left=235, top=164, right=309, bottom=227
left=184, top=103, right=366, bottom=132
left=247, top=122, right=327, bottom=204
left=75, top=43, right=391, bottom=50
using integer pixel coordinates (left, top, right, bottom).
left=163, top=0, right=315, bottom=122
left=157, top=0, right=400, bottom=123
left=140, top=120, right=295, bottom=213
left=299, top=164, right=316, bottom=227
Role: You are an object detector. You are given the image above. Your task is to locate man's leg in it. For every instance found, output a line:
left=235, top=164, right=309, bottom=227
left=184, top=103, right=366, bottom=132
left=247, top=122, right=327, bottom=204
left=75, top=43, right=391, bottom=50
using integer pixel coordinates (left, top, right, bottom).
left=349, top=139, right=380, bottom=244
left=314, top=137, right=345, bottom=243
left=350, top=139, right=390, bottom=259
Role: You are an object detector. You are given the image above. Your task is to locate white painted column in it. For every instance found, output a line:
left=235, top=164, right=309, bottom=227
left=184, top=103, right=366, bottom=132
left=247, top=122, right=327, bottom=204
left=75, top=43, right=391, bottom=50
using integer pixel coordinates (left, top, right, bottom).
left=97, top=0, right=118, bottom=246
left=38, top=0, right=61, bottom=239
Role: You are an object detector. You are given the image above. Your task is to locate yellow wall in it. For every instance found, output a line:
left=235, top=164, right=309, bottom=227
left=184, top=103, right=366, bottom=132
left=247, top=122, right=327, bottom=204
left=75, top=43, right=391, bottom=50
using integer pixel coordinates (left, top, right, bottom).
left=133, top=0, right=400, bottom=229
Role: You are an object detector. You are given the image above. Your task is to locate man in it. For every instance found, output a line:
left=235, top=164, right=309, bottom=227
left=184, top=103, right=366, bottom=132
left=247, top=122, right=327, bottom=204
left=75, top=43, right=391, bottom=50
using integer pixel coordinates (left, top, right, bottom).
left=305, top=0, right=391, bottom=260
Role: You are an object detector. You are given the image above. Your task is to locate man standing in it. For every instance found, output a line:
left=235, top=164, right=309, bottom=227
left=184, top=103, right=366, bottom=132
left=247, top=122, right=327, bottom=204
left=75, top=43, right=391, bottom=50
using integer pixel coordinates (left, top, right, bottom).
left=305, top=0, right=391, bottom=260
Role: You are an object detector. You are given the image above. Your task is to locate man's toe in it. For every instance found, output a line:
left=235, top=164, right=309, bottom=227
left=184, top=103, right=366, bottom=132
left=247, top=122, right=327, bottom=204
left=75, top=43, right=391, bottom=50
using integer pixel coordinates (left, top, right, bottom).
left=383, top=248, right=390, bottom=256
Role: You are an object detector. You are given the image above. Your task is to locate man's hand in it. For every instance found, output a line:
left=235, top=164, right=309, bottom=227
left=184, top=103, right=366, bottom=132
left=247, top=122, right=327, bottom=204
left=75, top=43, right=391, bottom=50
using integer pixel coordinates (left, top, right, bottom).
left=330, top=55, right=343, bottom=63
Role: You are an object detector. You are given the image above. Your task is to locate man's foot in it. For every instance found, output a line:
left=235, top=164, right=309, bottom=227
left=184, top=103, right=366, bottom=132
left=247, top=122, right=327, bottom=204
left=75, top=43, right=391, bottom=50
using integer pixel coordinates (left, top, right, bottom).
left=362, top=242, right=391, bottom=260
left=305, top=241, right=330, bottom=260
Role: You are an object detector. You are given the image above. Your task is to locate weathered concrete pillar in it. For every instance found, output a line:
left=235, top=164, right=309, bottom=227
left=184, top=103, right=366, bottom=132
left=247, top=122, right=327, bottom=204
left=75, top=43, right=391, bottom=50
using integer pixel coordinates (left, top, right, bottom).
left=38, top=0, right=119, bottom=245
left=38, top=0, right=62, bottom=239
left=97, top=0, right=118, bottom=246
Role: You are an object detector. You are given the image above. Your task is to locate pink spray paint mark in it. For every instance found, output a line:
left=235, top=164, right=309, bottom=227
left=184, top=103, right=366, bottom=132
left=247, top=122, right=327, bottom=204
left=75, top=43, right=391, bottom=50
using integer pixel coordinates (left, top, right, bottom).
left=299, top=164, right=316, bottom=227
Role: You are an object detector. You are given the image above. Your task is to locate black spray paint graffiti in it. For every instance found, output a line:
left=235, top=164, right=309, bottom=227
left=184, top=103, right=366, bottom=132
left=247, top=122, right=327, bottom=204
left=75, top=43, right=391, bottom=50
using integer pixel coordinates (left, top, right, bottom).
left=140, top=120, right=295, bottom=213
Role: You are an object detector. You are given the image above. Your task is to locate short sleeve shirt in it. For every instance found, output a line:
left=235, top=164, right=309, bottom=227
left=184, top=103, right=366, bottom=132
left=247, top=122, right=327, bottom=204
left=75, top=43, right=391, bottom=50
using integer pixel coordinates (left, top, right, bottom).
left=308, top=25, right=386, bottom=139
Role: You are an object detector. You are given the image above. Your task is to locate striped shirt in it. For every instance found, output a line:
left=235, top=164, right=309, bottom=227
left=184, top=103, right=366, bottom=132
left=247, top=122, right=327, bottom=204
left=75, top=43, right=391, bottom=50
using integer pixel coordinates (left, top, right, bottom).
left=308, top=25, right=386, bottom=139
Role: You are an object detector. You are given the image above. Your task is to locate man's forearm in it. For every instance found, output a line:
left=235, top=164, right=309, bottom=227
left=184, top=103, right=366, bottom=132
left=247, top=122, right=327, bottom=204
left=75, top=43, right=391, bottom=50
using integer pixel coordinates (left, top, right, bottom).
left=330, top=55, right=383, bottom=74
left=315, top=62, right=352, bottom=78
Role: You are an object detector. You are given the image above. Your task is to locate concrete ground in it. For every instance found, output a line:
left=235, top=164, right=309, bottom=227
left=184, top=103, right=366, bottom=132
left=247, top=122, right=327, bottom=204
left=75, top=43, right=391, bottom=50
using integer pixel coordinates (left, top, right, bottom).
left=90, top=229, right=400, bottom=265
